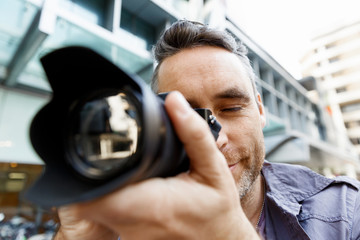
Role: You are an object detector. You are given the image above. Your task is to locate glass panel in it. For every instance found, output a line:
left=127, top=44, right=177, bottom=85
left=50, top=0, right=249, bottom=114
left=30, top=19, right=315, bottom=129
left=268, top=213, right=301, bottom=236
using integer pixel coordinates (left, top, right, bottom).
left=0, top=0, right=39, bottom=68
left=162, top=0, right=189, bottom=17
left=0, top=89, right=47, bottom=164
left=17, top=17, right=153, bottom=91
left=58, top=0, right=108, bottom=27
left=120, top=9, right=156, bottom=50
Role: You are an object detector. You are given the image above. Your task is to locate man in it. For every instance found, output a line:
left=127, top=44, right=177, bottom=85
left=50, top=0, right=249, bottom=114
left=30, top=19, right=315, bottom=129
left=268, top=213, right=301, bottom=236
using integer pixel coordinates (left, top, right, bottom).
left=54, top=20, right=360, bottom=239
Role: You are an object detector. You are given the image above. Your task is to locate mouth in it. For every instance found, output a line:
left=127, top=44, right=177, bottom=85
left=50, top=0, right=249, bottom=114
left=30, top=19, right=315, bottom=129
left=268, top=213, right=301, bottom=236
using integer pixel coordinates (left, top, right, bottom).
left=228, top=161, right=240, bottom=171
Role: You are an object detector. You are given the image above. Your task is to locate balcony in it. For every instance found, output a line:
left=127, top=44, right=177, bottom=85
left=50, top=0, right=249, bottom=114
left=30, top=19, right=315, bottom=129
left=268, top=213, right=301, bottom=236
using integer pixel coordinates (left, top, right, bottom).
left=336, top=89, right=360, bottom=105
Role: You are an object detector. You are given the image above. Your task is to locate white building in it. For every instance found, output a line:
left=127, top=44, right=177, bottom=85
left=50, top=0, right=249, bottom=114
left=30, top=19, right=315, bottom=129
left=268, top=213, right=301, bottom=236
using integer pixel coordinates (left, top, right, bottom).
left=300, top=18, right=360, bottom=160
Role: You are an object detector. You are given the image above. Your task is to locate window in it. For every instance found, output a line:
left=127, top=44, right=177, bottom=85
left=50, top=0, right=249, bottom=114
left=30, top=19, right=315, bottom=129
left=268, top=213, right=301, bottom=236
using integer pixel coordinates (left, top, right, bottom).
left=259, top=61, right=273, bottom=85
left=331, top=70, right=345, bottom=78
left=120, top=9, right=156, bottom=50
left=346, top=121, right=360, bottom=128
left=274, top=73, right=285, bottom=93
left=325, top=42, right=336, bottom=49
left=350, top=137, right=360, bottom=145
left=277, top=98, right=288, bottom=118
left=0, top=1, right=38, bottom=69
left=341, top=102, right=360, bottom=112
left=336, top=87, right=347, bottom=93
left=59, top=0, right=109, bottom=27
left=329, top=56, right=339, bottom=63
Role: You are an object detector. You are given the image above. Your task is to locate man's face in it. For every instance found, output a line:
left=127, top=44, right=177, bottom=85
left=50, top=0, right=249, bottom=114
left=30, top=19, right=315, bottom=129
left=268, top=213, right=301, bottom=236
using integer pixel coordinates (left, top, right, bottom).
left=157, top=46, right=266, bottom=197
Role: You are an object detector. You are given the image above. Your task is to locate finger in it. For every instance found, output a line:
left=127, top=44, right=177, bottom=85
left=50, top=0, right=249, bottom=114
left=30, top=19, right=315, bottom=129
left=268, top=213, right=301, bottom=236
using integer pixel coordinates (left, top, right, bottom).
left=164, top=91, right=233, bottom=186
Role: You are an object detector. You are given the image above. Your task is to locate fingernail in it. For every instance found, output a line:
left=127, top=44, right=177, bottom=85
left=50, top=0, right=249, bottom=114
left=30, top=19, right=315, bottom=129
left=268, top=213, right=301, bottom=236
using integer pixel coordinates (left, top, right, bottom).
left=172, top=91, right=191, bottom=115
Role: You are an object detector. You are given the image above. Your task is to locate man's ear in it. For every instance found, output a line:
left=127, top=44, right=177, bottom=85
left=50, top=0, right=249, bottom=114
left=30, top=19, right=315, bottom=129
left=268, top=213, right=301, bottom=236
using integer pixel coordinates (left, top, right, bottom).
left=256, top=92, right=266, bottom=128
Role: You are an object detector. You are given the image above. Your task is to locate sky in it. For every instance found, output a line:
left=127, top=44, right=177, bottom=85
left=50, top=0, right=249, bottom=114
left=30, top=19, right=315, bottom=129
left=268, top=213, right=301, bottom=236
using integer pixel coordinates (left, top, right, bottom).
left=226, top=0, right=360, bottom=79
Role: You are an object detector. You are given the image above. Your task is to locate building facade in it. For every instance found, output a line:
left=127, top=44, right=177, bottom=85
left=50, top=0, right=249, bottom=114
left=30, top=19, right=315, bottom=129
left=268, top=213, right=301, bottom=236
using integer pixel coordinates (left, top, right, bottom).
left=0, top=0, right=359, bottom=237
left=300, top=18, right=360, bottom=159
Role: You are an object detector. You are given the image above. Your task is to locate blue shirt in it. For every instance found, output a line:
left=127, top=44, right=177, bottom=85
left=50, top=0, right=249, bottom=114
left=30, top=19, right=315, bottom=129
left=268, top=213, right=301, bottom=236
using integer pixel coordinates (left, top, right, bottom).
left=261, top=161, right=360, bottom=240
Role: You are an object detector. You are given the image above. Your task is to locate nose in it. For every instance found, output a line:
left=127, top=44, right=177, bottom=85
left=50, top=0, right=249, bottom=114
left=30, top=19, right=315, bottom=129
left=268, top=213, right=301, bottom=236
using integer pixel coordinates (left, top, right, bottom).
left=216, top=128, right=228, bottom=150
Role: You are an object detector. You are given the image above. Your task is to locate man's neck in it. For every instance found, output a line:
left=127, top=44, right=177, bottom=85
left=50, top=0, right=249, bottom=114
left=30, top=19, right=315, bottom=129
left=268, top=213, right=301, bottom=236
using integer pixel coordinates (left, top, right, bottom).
left=240, top=174, right=265, bottom=229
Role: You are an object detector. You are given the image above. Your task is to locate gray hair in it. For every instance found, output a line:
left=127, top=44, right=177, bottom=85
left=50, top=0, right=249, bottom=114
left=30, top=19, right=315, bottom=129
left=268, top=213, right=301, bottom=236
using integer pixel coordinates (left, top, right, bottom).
left=151, top=20, right=257, bottom=98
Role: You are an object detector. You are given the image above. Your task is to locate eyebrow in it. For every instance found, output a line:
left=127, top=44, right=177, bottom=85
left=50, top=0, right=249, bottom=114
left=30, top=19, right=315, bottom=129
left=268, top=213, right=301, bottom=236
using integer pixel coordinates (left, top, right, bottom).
left=187, top=100, right=199, bottom=109
left=214, top=87, right=251, bottom=103
left=186, top=87, right=252, bottom=109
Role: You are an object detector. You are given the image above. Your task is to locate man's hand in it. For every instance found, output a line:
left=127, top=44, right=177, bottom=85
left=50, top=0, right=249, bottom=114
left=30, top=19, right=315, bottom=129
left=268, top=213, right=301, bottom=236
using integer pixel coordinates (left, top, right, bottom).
left=54, top=91, right=259, bottom=240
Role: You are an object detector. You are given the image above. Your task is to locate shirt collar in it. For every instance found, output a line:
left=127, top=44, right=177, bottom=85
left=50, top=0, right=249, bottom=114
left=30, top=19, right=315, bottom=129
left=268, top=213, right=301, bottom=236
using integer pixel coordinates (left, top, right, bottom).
left=261, top=160, right=335, bottom=215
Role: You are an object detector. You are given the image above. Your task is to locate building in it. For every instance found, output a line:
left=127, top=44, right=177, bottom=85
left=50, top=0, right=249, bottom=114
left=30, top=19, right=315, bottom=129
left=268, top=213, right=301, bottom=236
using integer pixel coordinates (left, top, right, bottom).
left=223, top=21, right=359, bottom=179
left=300, top=18, right=360, bottom=160
left=0, top=0, right=359, bottom=236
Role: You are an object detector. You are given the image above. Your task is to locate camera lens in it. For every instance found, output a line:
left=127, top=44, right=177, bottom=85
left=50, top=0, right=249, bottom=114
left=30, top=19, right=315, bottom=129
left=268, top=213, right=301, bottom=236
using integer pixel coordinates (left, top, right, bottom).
left=66, top=90, right=142, bottom=180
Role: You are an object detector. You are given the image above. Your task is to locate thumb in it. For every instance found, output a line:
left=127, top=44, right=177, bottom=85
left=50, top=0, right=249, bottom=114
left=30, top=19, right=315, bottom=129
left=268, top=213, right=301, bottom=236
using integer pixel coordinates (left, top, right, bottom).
left=164, top=91, right=233, bottom=187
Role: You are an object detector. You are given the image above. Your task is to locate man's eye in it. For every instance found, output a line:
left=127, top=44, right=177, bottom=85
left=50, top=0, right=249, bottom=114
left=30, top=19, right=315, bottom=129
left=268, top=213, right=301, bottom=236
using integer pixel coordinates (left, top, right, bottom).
left=221, top=107, right=242, bottom=112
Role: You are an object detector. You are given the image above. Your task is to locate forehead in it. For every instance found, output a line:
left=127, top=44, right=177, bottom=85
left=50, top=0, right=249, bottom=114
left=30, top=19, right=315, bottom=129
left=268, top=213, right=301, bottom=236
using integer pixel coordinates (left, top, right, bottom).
left=157, top=46, right=254, bottom=103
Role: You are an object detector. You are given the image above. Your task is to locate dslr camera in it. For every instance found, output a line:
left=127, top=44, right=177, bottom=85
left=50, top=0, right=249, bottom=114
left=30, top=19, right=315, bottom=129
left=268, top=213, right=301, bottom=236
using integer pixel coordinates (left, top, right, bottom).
left=26, top=47, right=221, bottom=207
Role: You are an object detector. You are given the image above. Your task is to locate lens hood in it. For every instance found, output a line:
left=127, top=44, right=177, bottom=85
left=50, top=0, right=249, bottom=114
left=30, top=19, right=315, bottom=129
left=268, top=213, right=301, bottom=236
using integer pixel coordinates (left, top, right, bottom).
left=25, top=47, right=183, bottom=207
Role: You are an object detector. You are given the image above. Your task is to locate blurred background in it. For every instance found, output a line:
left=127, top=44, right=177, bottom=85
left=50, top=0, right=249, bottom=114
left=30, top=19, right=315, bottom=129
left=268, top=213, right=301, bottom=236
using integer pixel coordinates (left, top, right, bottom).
left=0, top=0, right=359, bottom=238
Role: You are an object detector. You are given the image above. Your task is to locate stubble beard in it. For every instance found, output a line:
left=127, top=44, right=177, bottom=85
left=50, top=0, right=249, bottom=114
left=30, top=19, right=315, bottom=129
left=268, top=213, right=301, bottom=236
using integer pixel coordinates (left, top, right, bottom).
left=237, top=168, right=258, bottom=199
left=223, top=138, right=265, bottom=199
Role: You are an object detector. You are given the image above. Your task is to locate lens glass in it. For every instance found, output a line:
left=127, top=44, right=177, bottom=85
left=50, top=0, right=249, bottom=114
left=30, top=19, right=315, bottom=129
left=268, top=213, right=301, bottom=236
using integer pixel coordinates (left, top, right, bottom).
left=72, top=92, right=141, bottom=176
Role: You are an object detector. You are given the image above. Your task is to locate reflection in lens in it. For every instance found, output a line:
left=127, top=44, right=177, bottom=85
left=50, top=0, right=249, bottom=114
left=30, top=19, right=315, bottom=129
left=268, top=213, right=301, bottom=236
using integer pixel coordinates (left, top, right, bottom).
left=73, top=92, right=140, bottom=175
